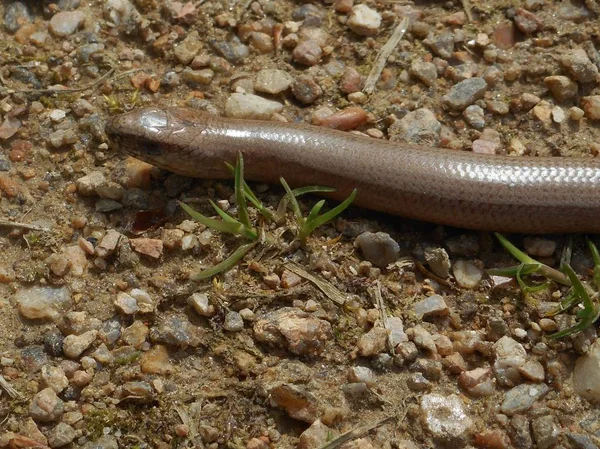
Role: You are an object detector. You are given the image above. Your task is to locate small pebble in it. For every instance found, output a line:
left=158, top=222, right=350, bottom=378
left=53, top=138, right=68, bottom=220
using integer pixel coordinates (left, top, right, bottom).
left=224, top=311, right=244, bottom=332
left=562, top=49, right=599, bottom=83
left=29, top=388, right=64, bottom=422
left=453, top=260, right=483, bottom=289
left=255, top=69, right=294, bottom=94
left=442, top=78, right=488, bottom=111
left=291, top=75, right=323, bottom=105
left=49, top=11, right=86, bottom=37
left=581, top=96, right=600, bottom=120
left=354, top=232, right=399, bottom=268
left=463, top=105, right=485, bottom=130
left=225, top=93, right=283, bottom=119
left=347, top=4, right=381, bottom=36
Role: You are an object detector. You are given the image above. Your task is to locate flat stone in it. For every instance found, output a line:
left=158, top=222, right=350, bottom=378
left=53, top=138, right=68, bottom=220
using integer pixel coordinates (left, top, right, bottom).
left=225, top=93, right=283, bottom=120
left=500, top=383, right=549, bottom=415
left=574, top=339, right=600, bottom=402
left=442, top=78, right=487, bottom=111
left=255, top=69, right=294, bottom=94
left=15, top=286, right=71, bottom=321
left=421, top=394, right=473, bottom=442
left=414, top=295, right=449, bottom=319
left=347, top=4, right=381, bottom=36
left=254, top=308, right=332, bottom=356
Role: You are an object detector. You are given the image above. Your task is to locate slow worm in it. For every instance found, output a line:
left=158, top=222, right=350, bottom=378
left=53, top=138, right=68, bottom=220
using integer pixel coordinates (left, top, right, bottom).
left=105, top=106, right=600, bottom=233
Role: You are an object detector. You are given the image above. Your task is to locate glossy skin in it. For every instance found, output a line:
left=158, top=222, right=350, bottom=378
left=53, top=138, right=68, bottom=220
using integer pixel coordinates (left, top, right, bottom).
left=106, top=106, right=600, bottom=233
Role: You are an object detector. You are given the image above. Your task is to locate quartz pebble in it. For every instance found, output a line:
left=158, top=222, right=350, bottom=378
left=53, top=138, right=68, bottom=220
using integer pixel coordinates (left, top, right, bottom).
left=573, top=339, right=600, bottom=401
left=442, top=78, right=488, bottom=111
left=357, top=327, right=389, bottom=356
left=414, top=295, right=449, bottom=319
left=389, top=108, right=441, bottom=146
left=48, top=423, right=77, bottom=448
left=421, top=394, right=473, bottom=442
left=41, top=365, right=69, bottom=393
left=255, top=69, right=294, bottom=94
left=298, top=420, right=331, bottom=449
left=15, top=286, right=72, bottom=321
left=354, top=232, right=399, bottom=268
left=224, top=311, right=244, bottom=332
left=29, top=388, right=64, bottom=422
left=49, top=11, right=86, bottom=36
left=561, top=49, right=599, bottom=83
left=453, top=260, right=483, bottom=289
left=347, top=4, right=381, bottom=36
left=187, top=292, right=215, bottom=317
left=544, top=75, right=578, bottom=102
left=463, top=105, right=485, bottom=130
left=254, top=308, right=332, bottom=356
left=292, top=39, right=322, bottom=66
left=501, top=383, right=549, bottom=415
left=581, top=96, right=600, bottom=121
left=225, top=93, right=284, bottom=119
left=63, top=330, right=98, bottom=358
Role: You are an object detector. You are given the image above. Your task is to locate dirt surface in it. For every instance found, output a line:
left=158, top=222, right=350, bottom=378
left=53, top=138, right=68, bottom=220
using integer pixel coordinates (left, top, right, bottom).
left=1, top=0, right=600, bottom=448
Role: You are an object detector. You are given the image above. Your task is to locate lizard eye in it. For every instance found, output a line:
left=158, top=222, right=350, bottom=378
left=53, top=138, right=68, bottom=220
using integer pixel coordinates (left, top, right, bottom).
left=142, top=140, right=162, bottom=156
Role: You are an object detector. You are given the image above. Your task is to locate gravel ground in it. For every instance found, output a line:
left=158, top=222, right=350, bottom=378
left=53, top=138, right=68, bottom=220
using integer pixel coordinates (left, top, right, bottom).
left=1, top=0, right=600, bottom=448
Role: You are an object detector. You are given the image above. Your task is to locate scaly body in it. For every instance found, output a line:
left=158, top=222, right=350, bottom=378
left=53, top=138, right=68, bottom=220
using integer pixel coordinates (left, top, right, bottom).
left=106, top=106, right=600, bottom=233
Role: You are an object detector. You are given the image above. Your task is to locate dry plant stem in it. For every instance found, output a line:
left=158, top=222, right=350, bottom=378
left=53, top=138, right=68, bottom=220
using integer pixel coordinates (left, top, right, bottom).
left=0, top=219, right=50, bottom=232
left=317, top=416, right=395, bottom=449
left=363, top=17, right=410, bottom=95
left=461, top=0, right=474, bottom=22
left=284, top=261, right=347, bottom=305
left=4, top=68, right=142, bottom=95
left=373, top=281, right=394, bottom=353
left=0, top=374, right=21, bottom=399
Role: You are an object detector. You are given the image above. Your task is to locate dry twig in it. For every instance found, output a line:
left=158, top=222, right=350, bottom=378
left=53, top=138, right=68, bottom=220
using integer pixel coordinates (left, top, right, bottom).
left=284, top=261, right=347, bottom=305
left=363, top=17, right=410, bottom=95
left=317, top=416, right=395, bottom=449
left=0, top=219, right=50, bottom=232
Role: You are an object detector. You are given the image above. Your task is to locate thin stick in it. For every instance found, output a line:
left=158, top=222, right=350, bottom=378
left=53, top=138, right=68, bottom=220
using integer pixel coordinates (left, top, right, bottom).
left=0, top=219, right=50, bottom=232
left=4, top=68, right=143, bottom=96
left=462, top=0, right=474, bottom=22
left=317, top=416, right=394, bottom=449
left=6, top=67, right=116, bottom=95
left=285, top=261, right=347, bottom=305
left=373, top=281, right=394, bottom=354
left=363, top=17, right=410, bottom=95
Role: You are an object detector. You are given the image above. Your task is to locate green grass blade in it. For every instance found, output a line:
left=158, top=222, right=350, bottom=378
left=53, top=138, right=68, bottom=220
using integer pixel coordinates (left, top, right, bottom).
left=280, top=177, right=302, bottom=220
left=494, top=233, right=536, bottom=264
left=588, top=238, right=600, bottom=265
left=209, top=199, right=242, bottom=225
left=226, top=161, right=275, bottom=221
left=587, top=238, right=600, bottom=290
left=494, top=233, right=570, bottom=285
left=487, top=263, right=542, bottom=277
left=562, top=263, right=591, bottom=307
left=300, top=189, right=357, bottom=241
left=548, top=290, right=579, bottom=315
left=234, top=153, right=252, bottom=229
left=290, top=186, right=337, bottom=197
left=179, top=201, right=243, bottom=235
left=192, top=242, right=257, bottom=280
left=549, top=319, right=595, bottom=339
left=307, top=200, right=325, bottom=223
